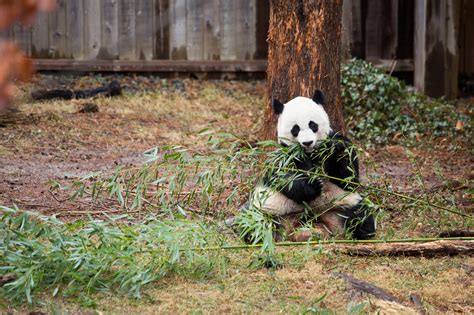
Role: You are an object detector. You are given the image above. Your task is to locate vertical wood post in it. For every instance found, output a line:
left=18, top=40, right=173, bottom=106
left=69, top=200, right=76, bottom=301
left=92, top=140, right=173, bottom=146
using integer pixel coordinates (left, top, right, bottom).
left=415, top=0, right=460, bottom=99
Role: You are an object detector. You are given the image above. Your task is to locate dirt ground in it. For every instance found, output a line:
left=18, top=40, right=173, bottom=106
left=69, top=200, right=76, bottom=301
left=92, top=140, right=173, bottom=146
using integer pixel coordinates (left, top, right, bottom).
left=0, top=74, right=473, bottom=313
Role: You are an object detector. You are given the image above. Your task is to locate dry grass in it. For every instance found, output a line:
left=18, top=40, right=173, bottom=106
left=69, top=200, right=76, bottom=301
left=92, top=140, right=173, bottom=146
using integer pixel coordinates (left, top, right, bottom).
left=0, top=74, right=472, bottom=313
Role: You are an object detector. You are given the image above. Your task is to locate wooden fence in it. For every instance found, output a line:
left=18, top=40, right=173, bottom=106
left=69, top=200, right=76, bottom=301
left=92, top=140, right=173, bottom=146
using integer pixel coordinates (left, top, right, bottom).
left=1, top=0, right=268, bottom=72
left=1, top=0, right=472, bottom=97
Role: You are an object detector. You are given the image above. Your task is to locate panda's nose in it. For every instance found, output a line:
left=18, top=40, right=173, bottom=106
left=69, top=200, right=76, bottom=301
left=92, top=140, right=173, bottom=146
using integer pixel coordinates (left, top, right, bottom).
left=302, top=141, right=313, bottom=147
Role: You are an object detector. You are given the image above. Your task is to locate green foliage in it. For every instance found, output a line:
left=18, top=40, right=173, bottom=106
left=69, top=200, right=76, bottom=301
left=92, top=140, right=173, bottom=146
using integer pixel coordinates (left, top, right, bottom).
left=341, top=59, right=472, bottom=145
left=0, top=205, right=230, bottom=304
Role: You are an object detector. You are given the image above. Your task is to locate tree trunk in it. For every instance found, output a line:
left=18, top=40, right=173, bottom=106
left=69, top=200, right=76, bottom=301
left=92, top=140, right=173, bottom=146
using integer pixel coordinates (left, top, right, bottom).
left=262, top=0, right=344, bottom=140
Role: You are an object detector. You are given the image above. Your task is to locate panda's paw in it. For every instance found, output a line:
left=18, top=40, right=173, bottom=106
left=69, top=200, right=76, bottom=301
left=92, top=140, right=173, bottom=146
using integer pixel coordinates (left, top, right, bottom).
left=309, top=178, right=323, bottom=195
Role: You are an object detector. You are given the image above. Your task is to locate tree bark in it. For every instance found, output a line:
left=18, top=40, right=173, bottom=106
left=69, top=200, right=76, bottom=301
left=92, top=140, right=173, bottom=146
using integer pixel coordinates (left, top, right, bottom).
left=262, top=0, right=345, bottom=140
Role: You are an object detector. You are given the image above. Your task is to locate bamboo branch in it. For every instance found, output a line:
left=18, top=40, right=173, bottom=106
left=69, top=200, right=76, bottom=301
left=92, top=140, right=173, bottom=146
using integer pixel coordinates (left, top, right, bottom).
left=136, top=237, right=474, bottom=254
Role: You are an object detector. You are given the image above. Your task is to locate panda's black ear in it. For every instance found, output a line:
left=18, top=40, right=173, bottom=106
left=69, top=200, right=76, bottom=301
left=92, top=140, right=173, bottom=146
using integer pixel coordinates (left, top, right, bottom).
left=312, top=89, right=325, bottom=105
left=272, top=99, right=284, bottom=115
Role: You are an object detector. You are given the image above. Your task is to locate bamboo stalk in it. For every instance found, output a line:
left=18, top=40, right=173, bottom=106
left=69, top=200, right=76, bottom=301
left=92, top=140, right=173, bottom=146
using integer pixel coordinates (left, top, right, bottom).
left=137, top=237, right=474, bottom=253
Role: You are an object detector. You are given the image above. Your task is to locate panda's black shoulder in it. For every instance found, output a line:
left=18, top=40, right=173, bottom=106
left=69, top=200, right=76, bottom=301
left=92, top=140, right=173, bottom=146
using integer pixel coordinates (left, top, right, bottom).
left=328, top=130, right=353, bottom=145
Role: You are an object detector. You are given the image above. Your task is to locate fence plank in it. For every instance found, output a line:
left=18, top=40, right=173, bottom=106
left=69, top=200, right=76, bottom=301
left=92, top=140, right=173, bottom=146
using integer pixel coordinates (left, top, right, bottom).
left=219, top=0, right=236, bottom=60
left=48, top=0, right=67, bottom=58
left=31, top=12, right=49, bottom=58
left=254, top=0, right=269, bottom=59
left=154, top=0, right=170, bottom=59
left=460, top=0, right=474, bottom=75
left=186, top=0, right=204, bottom=60
left=397, top=0, right=415, bottom=59
left=236, top=0, right=256, bottom=60
left=118, top=0, right=136, bottom=60
left=68, top=0, right=84, bottom=59
left=415, top=0, right=460, bottom=98
left=170, top=0, right=187, bottom=59
left=365, top=0, right=398, bottom=59
left=203, top=0, right=220, bottom=60
left=445, top=0, right=460, bottom=98
left=101, top=0, right=119, bottom=59
left=13, top=23, right=32, bottom=56
left=84, top=0, right=101, bottom=59
left=136, top=0, right=155, bottom=60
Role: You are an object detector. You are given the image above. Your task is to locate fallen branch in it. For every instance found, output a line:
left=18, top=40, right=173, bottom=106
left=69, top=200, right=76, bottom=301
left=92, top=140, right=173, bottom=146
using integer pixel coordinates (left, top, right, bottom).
left=333, top=272, right=401, bottom=303
left=332, top=272, right=419, bottom=313
left=438, top=229, right=474, bottom=238
left=410, top=293, right=427, bottom=315
left=336, top=240, right=474, bottom=257
left=31, top=81, right=121, bottom=101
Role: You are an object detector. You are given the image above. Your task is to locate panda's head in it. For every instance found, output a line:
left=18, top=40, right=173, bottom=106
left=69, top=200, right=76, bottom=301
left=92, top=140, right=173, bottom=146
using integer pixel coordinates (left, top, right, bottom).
left=272, top=89, right=331, bottom=152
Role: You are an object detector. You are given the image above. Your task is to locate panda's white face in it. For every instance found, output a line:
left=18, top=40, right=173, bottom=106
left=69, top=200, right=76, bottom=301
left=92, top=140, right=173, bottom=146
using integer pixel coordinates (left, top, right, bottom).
left=276, top=96, right=331, bottom=152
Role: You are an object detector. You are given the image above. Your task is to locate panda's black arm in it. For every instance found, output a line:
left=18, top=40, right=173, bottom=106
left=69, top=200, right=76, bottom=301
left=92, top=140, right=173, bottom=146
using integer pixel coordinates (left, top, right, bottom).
left=279, top=176, right=322, bottom=204
left=263, top=155, right=322, bottom=204
left=324, top=133, right=360, bottom=191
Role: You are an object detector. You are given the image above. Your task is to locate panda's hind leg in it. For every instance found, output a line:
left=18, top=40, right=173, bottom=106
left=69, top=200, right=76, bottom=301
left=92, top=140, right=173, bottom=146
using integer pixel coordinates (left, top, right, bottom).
left=280, top=215, right=331, bottom=242
left=318, top=211, right=346, bottom=239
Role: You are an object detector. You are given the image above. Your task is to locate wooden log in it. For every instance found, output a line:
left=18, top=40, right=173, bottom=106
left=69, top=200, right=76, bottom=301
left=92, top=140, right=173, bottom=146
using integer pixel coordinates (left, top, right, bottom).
left=31, top=81, right=121, bottom=101
left=336, top=240, right=474, bottom=257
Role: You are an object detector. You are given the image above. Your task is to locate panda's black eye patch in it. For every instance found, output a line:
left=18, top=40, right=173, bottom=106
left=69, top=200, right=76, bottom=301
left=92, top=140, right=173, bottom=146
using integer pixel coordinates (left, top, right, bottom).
left=309, top=121, right=318, bottom=133
left=290, top=124, right=300, bottom=137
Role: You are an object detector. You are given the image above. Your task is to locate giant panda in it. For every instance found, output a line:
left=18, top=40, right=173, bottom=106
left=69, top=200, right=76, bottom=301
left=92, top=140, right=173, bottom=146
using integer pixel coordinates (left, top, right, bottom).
left=250, top=89, right=376, bottom=241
